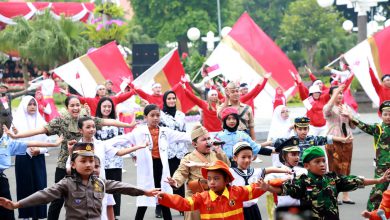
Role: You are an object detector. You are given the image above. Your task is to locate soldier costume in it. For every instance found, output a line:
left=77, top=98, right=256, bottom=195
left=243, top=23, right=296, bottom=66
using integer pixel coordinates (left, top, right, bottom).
left=280, top=147, right=365, bottom=220
left=350, top=101, right=390, bottom=211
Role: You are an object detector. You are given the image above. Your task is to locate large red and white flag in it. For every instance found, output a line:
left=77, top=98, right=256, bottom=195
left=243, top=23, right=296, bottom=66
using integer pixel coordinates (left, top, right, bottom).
left=53, top=41, right=132, bottom=97
left=206, top=12, right=297, bottom=117
left=343, top=26, right=390, bottom=107
left=132, top=48, right=195, bottom=113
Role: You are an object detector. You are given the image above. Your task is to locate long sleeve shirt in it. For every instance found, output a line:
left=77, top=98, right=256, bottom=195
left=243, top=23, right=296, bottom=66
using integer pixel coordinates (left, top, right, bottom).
left=158, top=184, right=267, bottom=220
left=369, top=67, right=390, bottom=107
left=240, top=78, right=268, bottom=114
left=0, top=135, right=28, bottom=172
left=18, top=176, right=145, bottom=220
left=78, top=90, right=135, bottom=116
left=184, top=88, right=222, bottom=132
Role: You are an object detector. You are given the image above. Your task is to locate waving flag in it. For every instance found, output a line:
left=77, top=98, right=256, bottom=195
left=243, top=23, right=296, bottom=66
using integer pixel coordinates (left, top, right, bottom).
left=343, top=26, right=390, bottom=107
left=132, top=48, right=195, bottom=113
left=206, top=12, right=297, bottom=117
left=53, top=41, right=132, bottom=97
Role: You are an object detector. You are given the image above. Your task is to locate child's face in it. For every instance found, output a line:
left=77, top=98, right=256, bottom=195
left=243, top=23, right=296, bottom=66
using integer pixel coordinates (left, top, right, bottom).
left=294, top=126, right=309, bottom=140
left=93, top=158, right=101, bottom=176
left=233, top=149, right=253, bottom=170
left=80, top=120, right=96, bottom=139
left=381, top=110, right=390, bottom=125
left=304, top=157, right=327, bottom=176
left=27, top=99, right=37, bottom=115
left=226, top=115, right=237, bottom=128
left=145, top=109, right=160, bottom=127
left=193, top=134, right=212, bottom=154
left=207, top=170, right=228, bottom=195
left=383, top=77, right=390, bottom=88
left=71, top=155, right=95, bottom=177
left=285, top=152, right=300, bottom=167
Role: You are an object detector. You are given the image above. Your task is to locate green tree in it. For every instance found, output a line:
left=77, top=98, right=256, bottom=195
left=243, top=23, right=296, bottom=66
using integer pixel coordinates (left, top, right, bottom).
left=279, top=0, right=346, bottom=70
left=130, top=0, right=243, bottom=53
left=0, top=11, right=88, bottom=87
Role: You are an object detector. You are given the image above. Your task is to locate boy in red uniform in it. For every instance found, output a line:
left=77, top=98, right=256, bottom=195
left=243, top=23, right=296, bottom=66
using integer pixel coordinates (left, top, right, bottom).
left=157, top=160, right=269, bottom=220
left=362, top=190, right=390, bottom=220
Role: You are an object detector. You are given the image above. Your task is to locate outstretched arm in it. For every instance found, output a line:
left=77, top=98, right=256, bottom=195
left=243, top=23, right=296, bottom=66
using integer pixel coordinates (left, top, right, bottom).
left=240, top=74, right=270, bottom=103
left=3, top=125, right=47, bottom=139
left=369, top=67, right=382, bottom=95
left=101, top=118, right=136, bottom=128
left=26, top=135, right=64, bottom=148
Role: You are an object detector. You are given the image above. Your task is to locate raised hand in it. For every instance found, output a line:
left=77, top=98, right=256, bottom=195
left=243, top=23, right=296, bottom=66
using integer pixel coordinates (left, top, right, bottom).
left=360, top=210, right=371, bottom=218
left=83, top=103, right=91, bottom=116
left=12, top=126, right=18, bottom=135
left=264, top=72, right=272, bottom=79
left=379, top=169, right=390, bottom=183
left=67, top=140, right=77, bottom=154
left=55, top=135, right=64, bottom=146
left=3, top=125, right=16, bottom=138
left=165, top=177, right=178, bottom=187
left=0, top=197, right=18, bottom=210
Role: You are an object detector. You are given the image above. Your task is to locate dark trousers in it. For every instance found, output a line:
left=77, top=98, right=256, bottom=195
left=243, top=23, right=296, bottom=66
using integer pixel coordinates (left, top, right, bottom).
left=47, top=167, right=66, bottom=220
left=0, top=173, right=15, bottom=220
left=135, top=158, right=172, bottom=220
left=105, top=168, right=122, bottom=216
left=168, top=157, right=185, bottom=198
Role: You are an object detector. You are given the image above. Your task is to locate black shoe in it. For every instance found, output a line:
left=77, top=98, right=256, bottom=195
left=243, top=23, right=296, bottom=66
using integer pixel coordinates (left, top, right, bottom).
left=180, top=211, right=184, bottom=216
left=155, top=205, right=162, bottom=218
left=342, top=200, right=355, bottom=204
left=338, top=200, right=343, bottom=205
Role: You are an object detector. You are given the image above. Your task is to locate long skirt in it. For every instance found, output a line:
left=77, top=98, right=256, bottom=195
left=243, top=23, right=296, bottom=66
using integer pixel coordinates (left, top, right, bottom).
left=326, top=142, right=353, bottom=175
left=15, top=154, right=47, bottom=219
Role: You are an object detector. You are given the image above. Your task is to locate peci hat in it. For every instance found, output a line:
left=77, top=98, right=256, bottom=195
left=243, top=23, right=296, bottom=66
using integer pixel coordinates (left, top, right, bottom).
left=201, top=160, right=234, bottom=182
left=72, top=142, right=94, bottom=157
left=294, top=117, right=310, bottom=127
left=233, top=141, right=252, bottom=156
left=379, top=101, right=390, bottom=113
left=301, top=146, right=325, bottom=163
left=191, top=124, right=208, bottom=141
left=221, top=107, right=239, bottom=121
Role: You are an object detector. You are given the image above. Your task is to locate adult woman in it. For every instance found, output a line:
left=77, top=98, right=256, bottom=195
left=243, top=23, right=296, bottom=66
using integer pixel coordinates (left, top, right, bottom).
left=13, top=96, right=48, bottom=219
left=108, top=104, right=191, bottom=220
left=324, top=85, right=356, bottom=204
left=95, top=97, right=125, bottom=219
left=159, top=91, right=188, bottom=215
left=267, top=105, right=293, bottom=167
left=7, top=95, right=135, bottom=220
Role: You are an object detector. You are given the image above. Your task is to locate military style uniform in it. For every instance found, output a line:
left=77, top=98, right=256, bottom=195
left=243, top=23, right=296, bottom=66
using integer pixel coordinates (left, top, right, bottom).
left=217, top=102, right=254, bottom=133
left=281, top=171, right=365, bottom=220
left=18, top=175, right=145, bottom=220
left=172, top=150, right=230, bottom=220
left=351, top=117, right=390, bottom=211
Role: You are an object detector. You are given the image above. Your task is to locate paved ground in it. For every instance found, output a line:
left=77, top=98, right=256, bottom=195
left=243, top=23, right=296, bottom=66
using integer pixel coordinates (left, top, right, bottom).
left=4, top=107, right=384, bottom=220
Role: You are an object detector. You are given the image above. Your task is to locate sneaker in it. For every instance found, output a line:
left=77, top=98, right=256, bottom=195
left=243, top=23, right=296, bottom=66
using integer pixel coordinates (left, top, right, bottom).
left=253, top=157, right=263, bottom=163
left=45, top=153, right=50, bottom=157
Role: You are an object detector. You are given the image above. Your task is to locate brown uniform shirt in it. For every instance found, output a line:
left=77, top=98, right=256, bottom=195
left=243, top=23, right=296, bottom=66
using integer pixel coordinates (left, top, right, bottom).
left=217, top=102, right=254, bottom=131
left=18, top=176, right=145, bottom=220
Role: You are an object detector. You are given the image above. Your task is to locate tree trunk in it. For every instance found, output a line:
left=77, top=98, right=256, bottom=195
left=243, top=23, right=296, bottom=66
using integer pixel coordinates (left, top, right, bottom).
left=177, top=37, right=188, bottom=56
left=305, top=45, right=317, bottom=73
left=21, top=59, right=29, bottom=89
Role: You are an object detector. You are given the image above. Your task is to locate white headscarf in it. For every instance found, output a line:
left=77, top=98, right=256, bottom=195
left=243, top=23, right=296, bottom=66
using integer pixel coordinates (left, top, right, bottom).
left=267, top=105, right=292, bottom=141
left=12, top=95, right=47, bottom=142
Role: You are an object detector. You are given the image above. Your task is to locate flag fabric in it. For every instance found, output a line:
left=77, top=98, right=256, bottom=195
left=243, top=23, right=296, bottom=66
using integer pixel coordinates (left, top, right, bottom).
left=205, top=12, right=297, bottom=117
left=343, top=26, right=390, bottom=107
left=53, top=41, right=132, bottom=97
left=132, top=48, right=195, bottom=113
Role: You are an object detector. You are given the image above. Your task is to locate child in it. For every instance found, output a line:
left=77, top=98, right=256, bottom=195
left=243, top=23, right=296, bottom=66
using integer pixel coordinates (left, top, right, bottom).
left=268, top=146, right=390, bottom=220
left=215, top=107, right=273, bottom=166
left=361, top=190, right=390, bottom=220
left=93, top=155, right=115, bottom=220
left=0, top=143, right=160, bottom=220
left=157, top=160, right=269, bottom=220
left=267, top=117, right=352, bottom=165
left=0, top=126, right=63, bottom=220
left=342, top=100, right=390, bottom=211
left=230, top=142, right=290, bottom=220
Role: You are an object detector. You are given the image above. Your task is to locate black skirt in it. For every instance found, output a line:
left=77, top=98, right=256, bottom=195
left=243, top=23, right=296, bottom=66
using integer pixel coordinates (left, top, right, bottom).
left=243, top=204, right=262, bottom=220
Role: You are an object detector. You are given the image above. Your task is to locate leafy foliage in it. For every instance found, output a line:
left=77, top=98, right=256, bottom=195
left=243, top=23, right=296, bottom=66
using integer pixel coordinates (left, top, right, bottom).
left=94, top=2, right=124, bottom=18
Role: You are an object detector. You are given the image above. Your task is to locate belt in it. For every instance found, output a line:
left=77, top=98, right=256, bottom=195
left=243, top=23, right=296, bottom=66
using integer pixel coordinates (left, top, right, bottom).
left=1, top=112, right=10, bottom=117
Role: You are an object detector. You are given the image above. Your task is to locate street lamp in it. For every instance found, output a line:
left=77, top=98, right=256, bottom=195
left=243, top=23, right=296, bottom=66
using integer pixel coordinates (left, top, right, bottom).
left=317, top=0, right=334, bottom=8
left=187, top=27, right=201, bottom=41
left=342, top=20, right=354, bottom=32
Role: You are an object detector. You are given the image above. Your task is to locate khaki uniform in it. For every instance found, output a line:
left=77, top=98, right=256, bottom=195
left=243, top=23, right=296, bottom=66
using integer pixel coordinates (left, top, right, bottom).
left=18, top=176, right=145, bottom=220
left=172, top=150, right=230, bottom=220
left=217, top=102, right=254, bottom=132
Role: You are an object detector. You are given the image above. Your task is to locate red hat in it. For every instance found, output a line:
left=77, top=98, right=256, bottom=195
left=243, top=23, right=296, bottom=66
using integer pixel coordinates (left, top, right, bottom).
left=201, top=160, right=234, bottom=182
left=221, top=107, right=238, bottom=121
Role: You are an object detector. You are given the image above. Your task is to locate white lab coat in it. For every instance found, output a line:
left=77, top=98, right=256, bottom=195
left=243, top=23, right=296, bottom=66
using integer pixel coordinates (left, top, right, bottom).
left=107, top=125, right=191, bottom=207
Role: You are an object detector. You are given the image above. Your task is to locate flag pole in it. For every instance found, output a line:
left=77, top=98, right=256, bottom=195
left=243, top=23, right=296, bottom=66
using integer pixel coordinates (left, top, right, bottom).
left=325, top=55, right=342, bottom=68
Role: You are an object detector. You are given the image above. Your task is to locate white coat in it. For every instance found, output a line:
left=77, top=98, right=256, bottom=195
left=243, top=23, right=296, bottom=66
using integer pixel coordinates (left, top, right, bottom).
left=108, top=125, right=191, bottom=207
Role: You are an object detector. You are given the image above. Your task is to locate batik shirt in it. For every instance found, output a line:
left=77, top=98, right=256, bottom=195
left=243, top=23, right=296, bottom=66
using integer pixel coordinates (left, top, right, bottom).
left=95, top=125, right=125, bottom=169
left=281, top=171, right=364, bottom=220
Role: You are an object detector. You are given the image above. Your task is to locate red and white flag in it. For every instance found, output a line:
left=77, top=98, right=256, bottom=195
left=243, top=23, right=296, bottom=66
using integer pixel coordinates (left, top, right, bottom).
left=343, top=26, right=390, bottom=107
left=53, top=41, right=132, bottom=97
left=132, top=48, right=195, bottom=113
left=206, top=12, right=297, bottom=117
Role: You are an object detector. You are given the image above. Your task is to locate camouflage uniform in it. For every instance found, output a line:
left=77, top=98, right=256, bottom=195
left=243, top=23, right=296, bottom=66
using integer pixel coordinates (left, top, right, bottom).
left=351, top=118, right=390, bottom=211
left=281, top=171, right=365, bottom=220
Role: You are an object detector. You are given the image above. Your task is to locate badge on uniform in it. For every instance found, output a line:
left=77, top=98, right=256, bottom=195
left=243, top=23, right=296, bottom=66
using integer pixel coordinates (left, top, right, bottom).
left=229, top=200, right=236, bottom=207
left=94, top=181, right=103, bottom=192
left=306, top=186, right=313, bottom=192
left=74, top=199, right=82, bottom=204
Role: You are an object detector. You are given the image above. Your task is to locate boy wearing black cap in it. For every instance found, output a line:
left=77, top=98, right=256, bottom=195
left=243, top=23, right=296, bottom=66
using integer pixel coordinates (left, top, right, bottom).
left=342, top=100, right=390, bottom=211
left=266, top=146, right=390, bottom=220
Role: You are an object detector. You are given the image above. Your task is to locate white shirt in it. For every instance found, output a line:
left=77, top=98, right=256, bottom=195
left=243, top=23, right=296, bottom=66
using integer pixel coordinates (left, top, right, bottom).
left=230, top=167, right=264, bottom=207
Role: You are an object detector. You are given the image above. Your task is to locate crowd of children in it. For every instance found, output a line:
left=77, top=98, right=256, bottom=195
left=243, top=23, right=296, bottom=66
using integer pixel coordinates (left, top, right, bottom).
left=0, top=63, right=389, bottom=220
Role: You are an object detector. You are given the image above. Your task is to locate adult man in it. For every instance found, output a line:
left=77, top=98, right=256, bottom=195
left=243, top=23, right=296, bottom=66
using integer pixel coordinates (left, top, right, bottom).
left=217, top=82, right=256, bottom=140
left=105, top=80, right=116, bottom=96
left=166, top=125, right=230, bottom=220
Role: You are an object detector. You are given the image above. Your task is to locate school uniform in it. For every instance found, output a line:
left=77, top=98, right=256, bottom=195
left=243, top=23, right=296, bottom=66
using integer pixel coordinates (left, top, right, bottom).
left=230, top=167, right=264, bottom=220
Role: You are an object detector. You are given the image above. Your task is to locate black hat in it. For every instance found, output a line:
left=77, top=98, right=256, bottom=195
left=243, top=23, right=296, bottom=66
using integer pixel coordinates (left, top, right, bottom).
left=380, top=101, right=390, bottom=112
left=72, top=143, right=94, bottom=156
left=275, top=137, right=300, bottom=153
left=294, top=117, right=310, bottom=127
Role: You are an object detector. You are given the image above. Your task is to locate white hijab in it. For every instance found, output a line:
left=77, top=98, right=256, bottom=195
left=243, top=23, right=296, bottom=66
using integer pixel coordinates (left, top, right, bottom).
left=267, top=105, right=292, bottom=141
left=12, top=95, right=47, bottom=142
